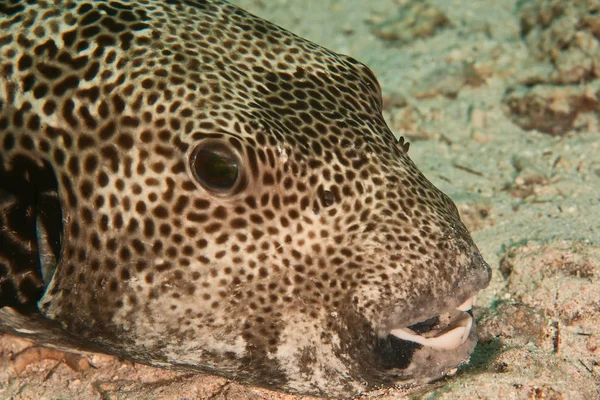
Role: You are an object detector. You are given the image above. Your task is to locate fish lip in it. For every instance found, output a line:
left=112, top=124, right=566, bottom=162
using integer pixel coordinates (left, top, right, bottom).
left=388, top=293, right=479, bottom=351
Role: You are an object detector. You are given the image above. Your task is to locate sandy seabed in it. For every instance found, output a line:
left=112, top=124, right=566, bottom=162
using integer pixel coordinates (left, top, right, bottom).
left=1, top=0, right=599, bottom=399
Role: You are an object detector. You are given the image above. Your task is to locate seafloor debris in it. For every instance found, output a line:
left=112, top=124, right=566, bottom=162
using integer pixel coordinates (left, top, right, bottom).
left=457, top=202, right=493, bottom=233
left=503, top=0, right=600, bottom=135
left=518, top=0, right=600, bottom=85
left=370, top=0, right=452, bottom=44
left=495, top=240, right=598, bottom=328
left=475, top=240, right=599, bottom=398
left=503, top=82, right=600, bottom=135
left=412, top=62, right=490, bottom=100
left=478, top=302, right=547, bottom=347
left=11, top=346, right=91, bottom=374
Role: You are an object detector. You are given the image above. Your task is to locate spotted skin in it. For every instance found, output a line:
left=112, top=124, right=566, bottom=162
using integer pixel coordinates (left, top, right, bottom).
left=0, top=0, right=491, bottom=397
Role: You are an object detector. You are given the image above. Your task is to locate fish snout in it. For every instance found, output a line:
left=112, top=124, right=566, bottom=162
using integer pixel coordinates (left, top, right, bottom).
left=357, top=241, right=490, bottom=384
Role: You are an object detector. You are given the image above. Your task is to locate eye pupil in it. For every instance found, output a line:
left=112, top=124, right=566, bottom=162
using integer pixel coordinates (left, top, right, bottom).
left=192, top=147, right=239, bottom=191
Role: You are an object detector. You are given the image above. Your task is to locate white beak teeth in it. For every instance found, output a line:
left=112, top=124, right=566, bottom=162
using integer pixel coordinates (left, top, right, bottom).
left=457, top=294, right=477, bottom=312
left=389, top=294, right=478, bottom=351
left=390, top=313, right=473, bottom=350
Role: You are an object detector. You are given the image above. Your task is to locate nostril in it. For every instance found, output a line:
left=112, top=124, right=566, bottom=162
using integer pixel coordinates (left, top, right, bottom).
left=320, top=189, right=335, bottom=207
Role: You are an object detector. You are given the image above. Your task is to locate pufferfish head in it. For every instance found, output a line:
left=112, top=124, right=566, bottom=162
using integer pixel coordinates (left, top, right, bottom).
left=0, top=0, right=491, bottom=397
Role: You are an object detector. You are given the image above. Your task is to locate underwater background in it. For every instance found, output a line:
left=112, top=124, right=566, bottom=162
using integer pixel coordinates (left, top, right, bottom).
left=1, top=0, right=598, bottom=398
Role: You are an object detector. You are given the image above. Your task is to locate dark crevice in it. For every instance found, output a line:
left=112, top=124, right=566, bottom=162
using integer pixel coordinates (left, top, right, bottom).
left=0, top=155, right=62, bottom=308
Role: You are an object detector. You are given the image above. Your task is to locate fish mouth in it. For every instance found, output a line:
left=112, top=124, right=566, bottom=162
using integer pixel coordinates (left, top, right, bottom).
left=374, top=293, right=480, bottom=379
left=390, top=294, right=477, bottom=351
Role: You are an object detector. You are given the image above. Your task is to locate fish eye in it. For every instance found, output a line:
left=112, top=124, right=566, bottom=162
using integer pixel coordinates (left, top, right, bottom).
left=189, top=141, right=243, bottom=194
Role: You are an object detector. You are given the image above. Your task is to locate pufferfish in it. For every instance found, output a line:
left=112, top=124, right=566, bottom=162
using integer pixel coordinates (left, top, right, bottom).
left=0, top=0, right=491, bottom=397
